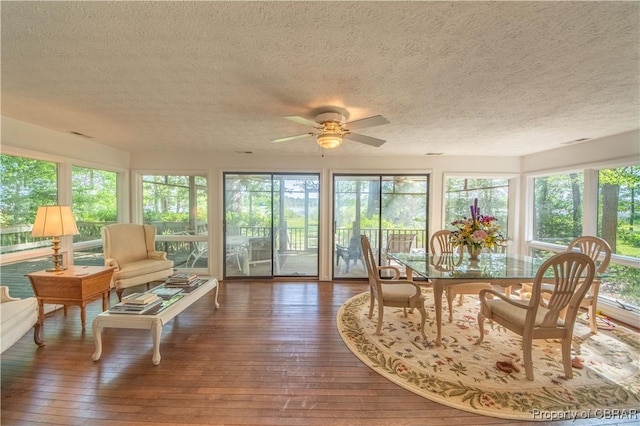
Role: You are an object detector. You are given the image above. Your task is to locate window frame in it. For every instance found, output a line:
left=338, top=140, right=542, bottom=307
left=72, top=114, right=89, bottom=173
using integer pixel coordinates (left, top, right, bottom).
left=441, top=172, right=519, bottom=250
left=133, top=170, right=213, bottom=275
left=0, top=146, right=127, bottom=268
left=525, top=159, right=640, bottom=325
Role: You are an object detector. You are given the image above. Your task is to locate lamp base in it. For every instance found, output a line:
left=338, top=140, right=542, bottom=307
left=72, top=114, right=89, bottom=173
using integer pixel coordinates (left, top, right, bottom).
left=47, top=242, right=65, bottom=272
left=46, top=265, right=68, bottom=273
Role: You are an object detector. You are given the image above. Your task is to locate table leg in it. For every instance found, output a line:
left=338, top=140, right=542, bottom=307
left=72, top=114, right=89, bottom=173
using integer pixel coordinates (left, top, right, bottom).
left=433, top=280, right=444, bottom=346
left=80, top=306, right=86, bottom=329
left=151, top=319, right=163, bottom=365
left=92, top=320, right=103, bottom=361
left=102, top=291, right=108, bottom=311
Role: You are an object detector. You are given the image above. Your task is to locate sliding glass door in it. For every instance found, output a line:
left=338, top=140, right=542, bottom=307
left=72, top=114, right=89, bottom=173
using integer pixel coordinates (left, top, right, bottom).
left=333, top=174, right=429, bottom=279
left=223, top=173, right=319, bottom=279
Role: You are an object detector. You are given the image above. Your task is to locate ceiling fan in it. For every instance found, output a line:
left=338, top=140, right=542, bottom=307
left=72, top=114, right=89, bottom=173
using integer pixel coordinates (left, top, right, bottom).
left=271, top=109, right=389, bottom=149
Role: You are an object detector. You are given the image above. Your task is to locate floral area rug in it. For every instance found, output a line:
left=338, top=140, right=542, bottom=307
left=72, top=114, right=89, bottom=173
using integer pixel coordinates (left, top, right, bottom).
left=337, top=290, right=640, bottom=421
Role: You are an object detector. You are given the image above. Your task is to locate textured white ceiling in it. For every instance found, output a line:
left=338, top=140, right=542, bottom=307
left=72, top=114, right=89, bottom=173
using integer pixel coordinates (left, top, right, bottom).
left=1, top=1, right=638, bottom=157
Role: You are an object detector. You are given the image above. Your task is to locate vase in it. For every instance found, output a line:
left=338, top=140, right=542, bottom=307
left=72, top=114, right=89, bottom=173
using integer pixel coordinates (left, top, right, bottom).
left=467, top=245, right=482, bottom=261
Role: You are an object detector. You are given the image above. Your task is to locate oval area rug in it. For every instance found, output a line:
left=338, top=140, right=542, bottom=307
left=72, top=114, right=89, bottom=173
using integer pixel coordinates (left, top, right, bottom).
left=336, top=290, right=640, bottom=421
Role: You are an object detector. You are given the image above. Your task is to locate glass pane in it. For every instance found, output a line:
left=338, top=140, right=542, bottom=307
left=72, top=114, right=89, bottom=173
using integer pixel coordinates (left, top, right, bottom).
left=333, top=174, right=429, bottom=279
left=142, top=174, right=208, bottom=269
left=273, top=175, right=319, bottom=277
left=223, top=173, right=319, bottom=278
left=224, top=174, right=273, bottom=277
left=600, top=264, right=640, bottom=308
left=334, top=176, right=379, bottom=278
left=73, top=246, right=105, bottom=267
left=533, top=173, right=583, bottom=244
left=380, top=176, right=428, bottom=275
left=444, top=178, right=509, bottom=239
left=0, top=154, right=57, bottom=254
left=72, top=166, right=118, bottom=243
left=597, top=165, right=640, bottom=311
left=598, top=165, right=640, bottom=257
left=0, top=257, right=53, bottom=298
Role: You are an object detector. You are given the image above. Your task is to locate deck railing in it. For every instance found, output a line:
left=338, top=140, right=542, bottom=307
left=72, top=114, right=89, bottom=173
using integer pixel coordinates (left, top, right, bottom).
left=1, top=222, right=426, bottom=256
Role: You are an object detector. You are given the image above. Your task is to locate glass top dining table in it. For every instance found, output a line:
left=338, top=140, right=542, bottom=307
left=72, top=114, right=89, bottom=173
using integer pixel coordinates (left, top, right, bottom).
left=387, top=252, right=544, bottom=346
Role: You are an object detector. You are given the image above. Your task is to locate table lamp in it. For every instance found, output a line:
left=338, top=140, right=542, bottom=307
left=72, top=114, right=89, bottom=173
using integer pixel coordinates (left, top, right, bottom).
left=31, top=206, right=79, bottom=272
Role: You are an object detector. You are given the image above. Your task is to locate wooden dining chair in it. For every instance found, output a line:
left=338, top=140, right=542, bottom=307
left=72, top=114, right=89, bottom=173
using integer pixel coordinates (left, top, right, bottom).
left=360, top=235, right=428, bottom=340
left=476, top=251, right=595, bottom=380
left=429, top=230, right=492, bottom=322
left=520, top=236, right=611, bottom=334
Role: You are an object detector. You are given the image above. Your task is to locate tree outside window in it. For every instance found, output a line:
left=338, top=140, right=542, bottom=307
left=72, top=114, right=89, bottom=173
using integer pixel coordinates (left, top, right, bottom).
left=597, top=165, right=640, bottom=308
left=72, top=166, right=118, bottom=242
left=533, top=173, right=583, bottom=244
left=444, top=178, right=509, bottom=239
left=0, top=154, right=57, bottom=253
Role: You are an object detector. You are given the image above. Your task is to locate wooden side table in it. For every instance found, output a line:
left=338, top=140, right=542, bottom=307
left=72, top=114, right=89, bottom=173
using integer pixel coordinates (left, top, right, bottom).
left=27, top=266, right=114, bottom=333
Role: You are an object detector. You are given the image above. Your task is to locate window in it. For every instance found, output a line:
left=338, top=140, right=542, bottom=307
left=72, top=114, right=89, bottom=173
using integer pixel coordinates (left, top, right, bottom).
left=224, top=173, right=319, bottom=278
left=533, top=172, right=583, bottom=244
left=333, top=174, right=428, bottom=278
left=0, top=154, right=59, bottom=298
left=444, top=177, right=509, bottom=238
left=0, top=154, right=57, bottom=254
left=597, top=165, right=640, bottom=309
left=142, top=174, right=208, bottom=269
left=528, top=167, right=639, bottom=321
left=71, top=165, right=118, bottom=266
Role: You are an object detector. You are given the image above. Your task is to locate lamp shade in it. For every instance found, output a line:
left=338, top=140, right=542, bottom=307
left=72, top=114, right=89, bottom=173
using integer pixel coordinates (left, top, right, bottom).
left=31, top=206, right=79, bottom=237
left=317, top=133, right=343, bottom=149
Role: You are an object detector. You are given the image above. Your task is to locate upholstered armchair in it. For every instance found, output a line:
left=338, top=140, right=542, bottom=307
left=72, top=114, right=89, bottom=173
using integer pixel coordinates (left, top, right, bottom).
left=102, top=224, right=174, bottom=301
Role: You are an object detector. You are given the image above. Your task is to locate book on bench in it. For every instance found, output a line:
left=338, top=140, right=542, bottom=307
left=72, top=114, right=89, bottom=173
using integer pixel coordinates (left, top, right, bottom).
left=122, top=292, right=160, bottom=305
left=110, top=297, right=163, bottom=315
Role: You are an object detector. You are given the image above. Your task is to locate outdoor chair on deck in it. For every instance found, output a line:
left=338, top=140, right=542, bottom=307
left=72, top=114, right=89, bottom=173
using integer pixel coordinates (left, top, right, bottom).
left=476, top=251, right=595, bottom=380
left=186, top=241, right=208, bottom=268
left=383, top=233, right=416, bottom=275
left=361, top=235, right=427, bottom=340
left=102, top=224, right=174, bottom=301
left=336, top=235, right=364, bottom=273
left=239, top=237, right=280, bottom=274
left=430, top=230, right=492, bottom=322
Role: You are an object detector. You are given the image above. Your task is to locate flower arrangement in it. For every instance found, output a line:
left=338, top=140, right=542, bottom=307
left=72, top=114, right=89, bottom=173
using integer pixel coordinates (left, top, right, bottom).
left=450, top=198, right=504, bottom=252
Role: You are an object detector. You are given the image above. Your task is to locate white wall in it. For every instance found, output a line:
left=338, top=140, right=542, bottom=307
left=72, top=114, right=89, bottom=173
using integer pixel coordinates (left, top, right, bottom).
left=1, top=117, right=130, bottom=168
left=522, top=129, right=639, bottom=173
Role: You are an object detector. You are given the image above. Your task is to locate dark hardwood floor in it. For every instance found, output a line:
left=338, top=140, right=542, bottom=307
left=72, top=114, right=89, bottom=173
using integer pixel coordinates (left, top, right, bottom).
left=1, top=281, right=635, bottom=425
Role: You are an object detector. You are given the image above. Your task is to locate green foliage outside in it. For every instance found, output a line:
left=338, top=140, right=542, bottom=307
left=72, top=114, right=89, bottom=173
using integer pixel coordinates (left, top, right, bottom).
left=0, top=154, right=57, bottom=227
left=72, top=166, right=118, bottom=223
left=142, top=176, right=207, bottom=227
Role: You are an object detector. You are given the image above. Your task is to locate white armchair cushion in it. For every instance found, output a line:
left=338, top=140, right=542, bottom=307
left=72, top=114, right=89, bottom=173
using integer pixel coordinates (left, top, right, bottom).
left=483, top=298, right=563, bottom=328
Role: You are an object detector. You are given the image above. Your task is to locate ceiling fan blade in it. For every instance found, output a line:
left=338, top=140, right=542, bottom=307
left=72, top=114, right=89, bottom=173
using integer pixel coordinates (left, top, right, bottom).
left=346, top=133, right=386, bottom=147
left=346, top=115, right=389, bottom=130
left=284, top=116, right=319, bottom=127
left=271, top=133, right=312, bottom=143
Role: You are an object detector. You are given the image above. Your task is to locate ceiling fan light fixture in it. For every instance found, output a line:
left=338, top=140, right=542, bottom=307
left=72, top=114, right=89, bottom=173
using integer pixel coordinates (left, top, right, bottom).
left=316, top=132, right=343, bottom=149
